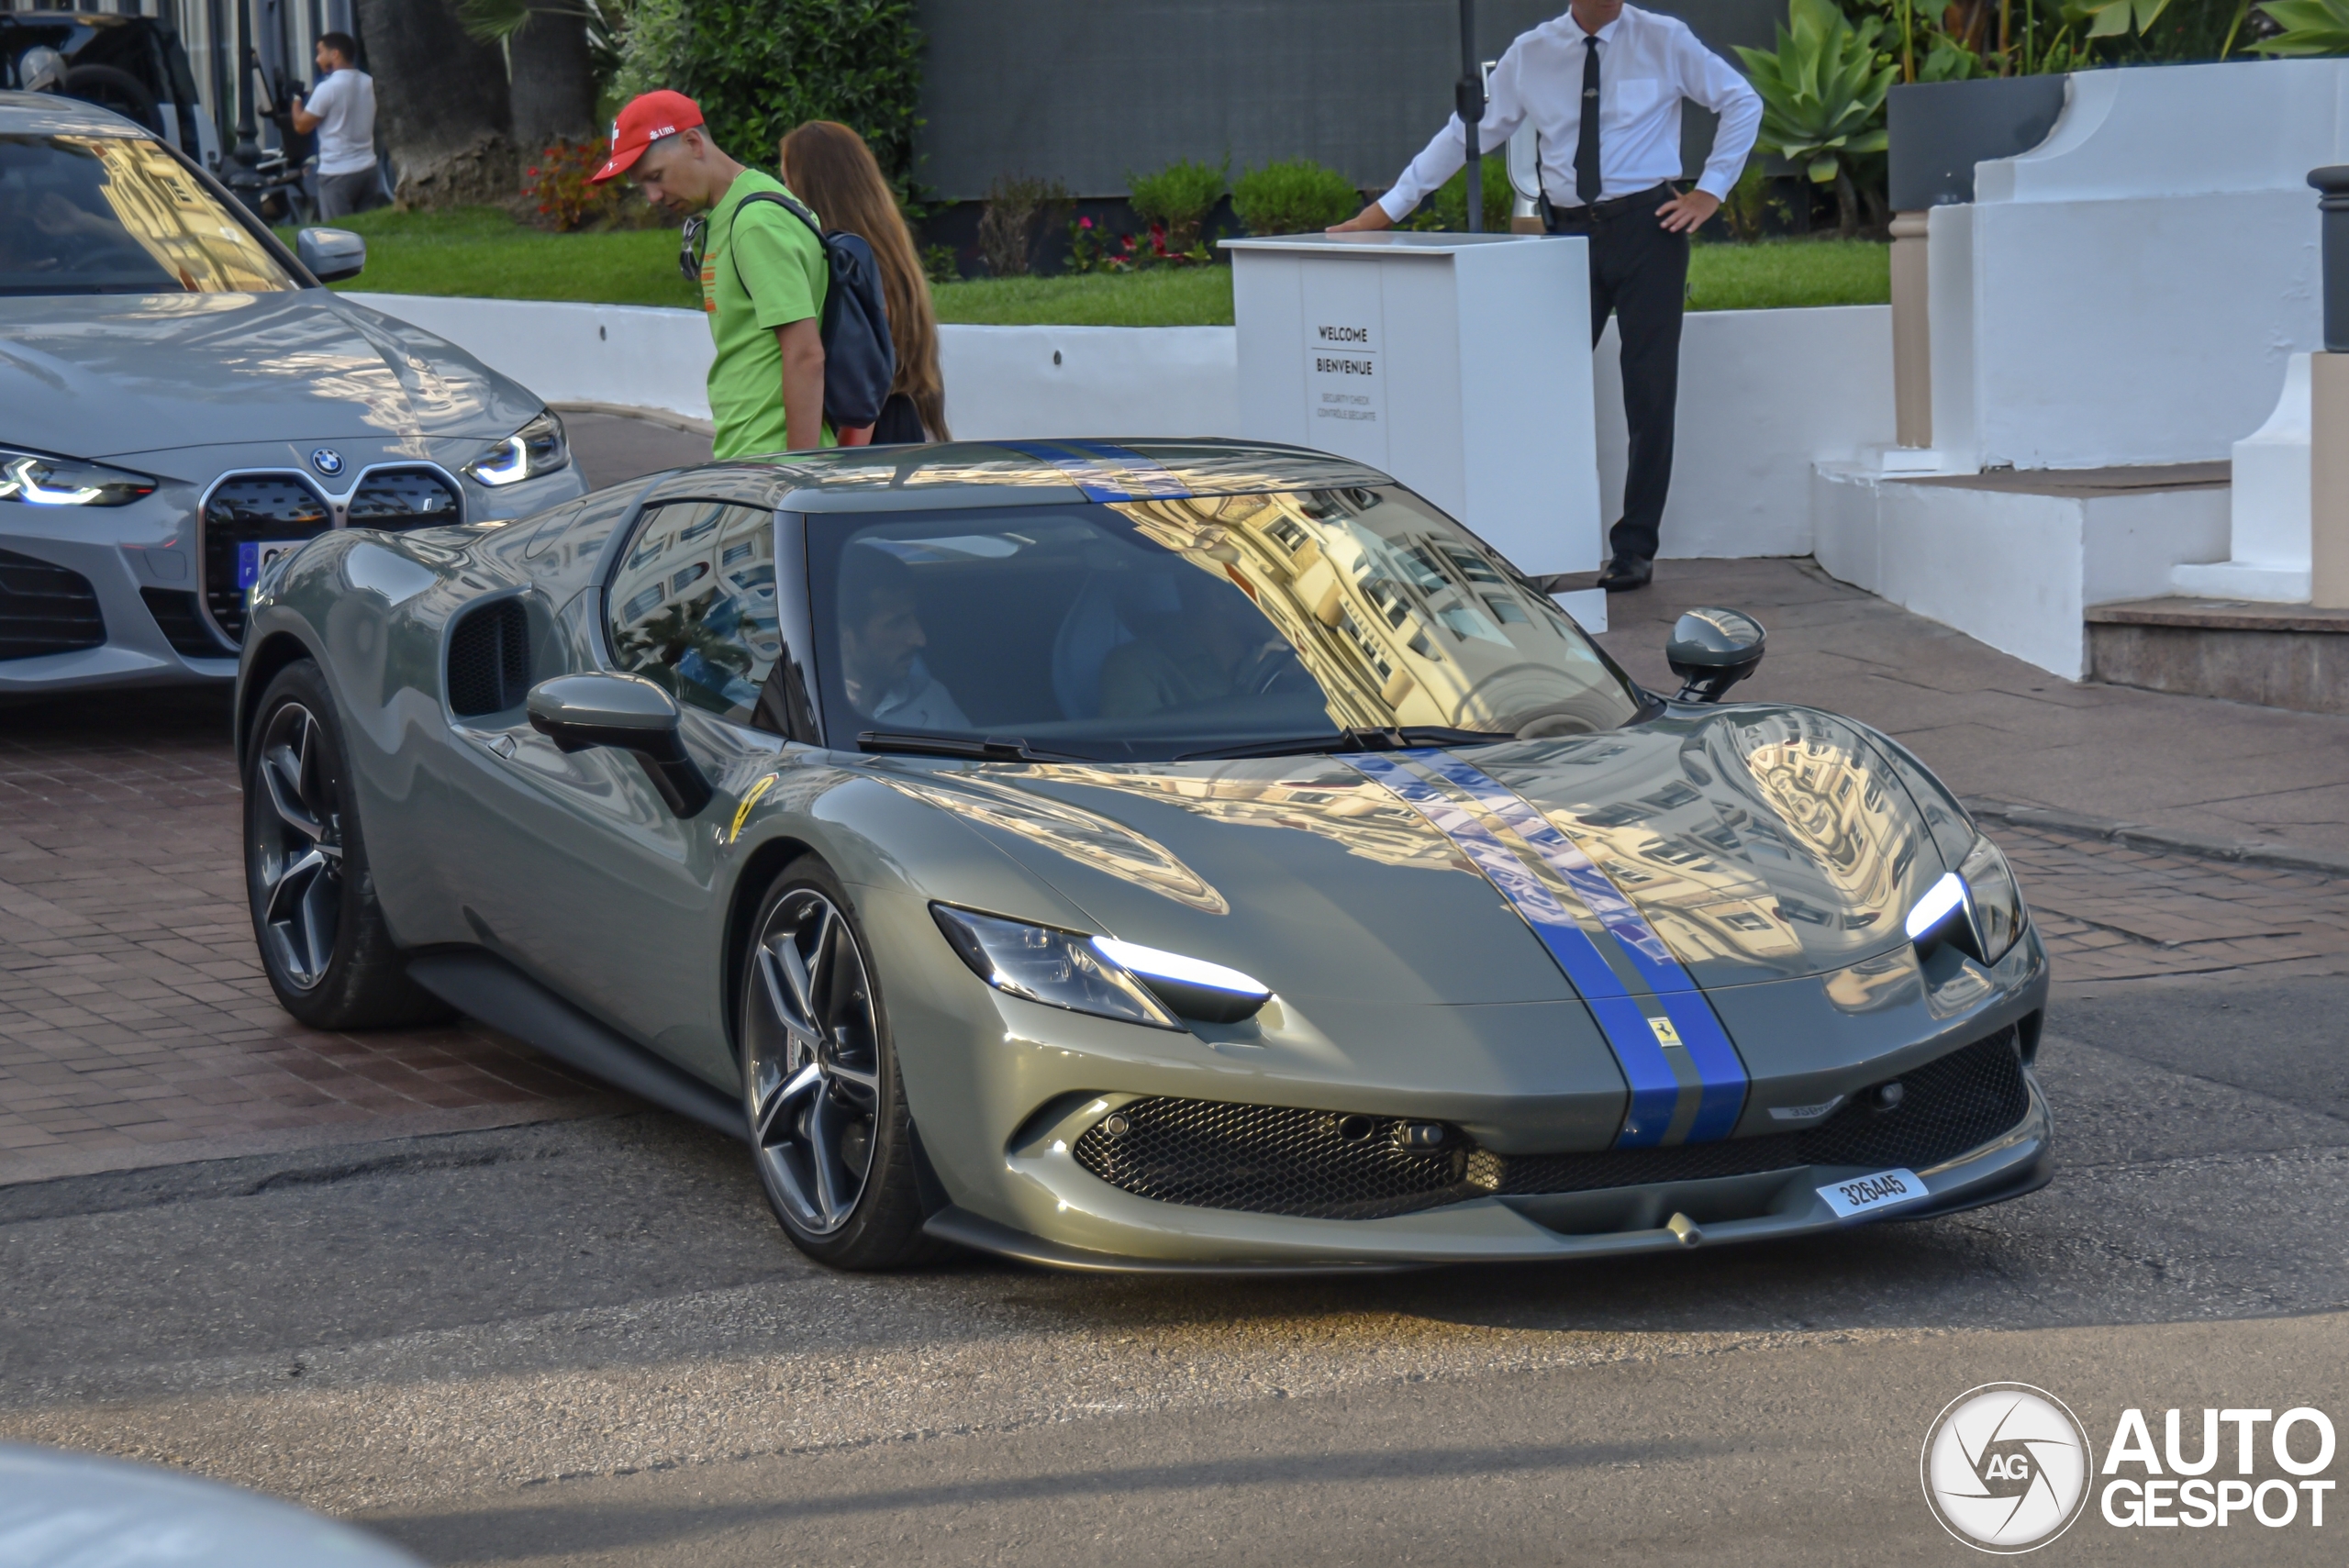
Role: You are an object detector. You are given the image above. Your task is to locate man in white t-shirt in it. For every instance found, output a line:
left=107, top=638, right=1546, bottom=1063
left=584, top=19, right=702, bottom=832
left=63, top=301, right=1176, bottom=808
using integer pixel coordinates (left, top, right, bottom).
left=291, top=31, right=380, bottom=220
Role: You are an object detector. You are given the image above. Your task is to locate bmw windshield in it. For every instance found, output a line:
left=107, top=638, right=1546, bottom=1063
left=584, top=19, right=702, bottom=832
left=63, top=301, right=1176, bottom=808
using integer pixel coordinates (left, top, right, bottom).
left=0, top=133, right=295, bottom=295
left=805, top=485, right=1645, bottom=762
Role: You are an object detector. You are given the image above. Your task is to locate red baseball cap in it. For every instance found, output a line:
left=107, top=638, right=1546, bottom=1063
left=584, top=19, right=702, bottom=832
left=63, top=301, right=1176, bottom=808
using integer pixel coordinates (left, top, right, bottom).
left=590, top=90, right=705, bottom=183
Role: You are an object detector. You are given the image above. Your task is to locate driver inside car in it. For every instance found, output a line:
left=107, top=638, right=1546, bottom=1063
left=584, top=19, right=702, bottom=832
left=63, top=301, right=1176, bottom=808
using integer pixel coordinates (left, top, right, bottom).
left=839, top=545, right=968, bottom=730
left=1098, top=569, right=1299, bottom=719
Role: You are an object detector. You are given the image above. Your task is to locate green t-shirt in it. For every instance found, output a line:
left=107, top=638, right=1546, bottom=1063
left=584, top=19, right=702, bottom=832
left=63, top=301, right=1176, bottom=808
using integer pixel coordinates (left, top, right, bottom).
left=700, top=170, right=831, bottom=460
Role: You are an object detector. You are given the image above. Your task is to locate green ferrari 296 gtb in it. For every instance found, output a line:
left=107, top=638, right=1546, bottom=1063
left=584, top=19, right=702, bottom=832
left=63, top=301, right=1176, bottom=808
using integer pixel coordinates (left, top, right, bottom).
left=236, top=439, right=2050, bottom=1272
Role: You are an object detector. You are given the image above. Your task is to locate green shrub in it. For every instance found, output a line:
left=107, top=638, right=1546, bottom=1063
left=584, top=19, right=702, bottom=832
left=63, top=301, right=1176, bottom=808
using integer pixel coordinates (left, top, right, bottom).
left=612, top=0, right=924, bottom=184
left=2254, top=0, right=2349, bottom=52
left=1735, top=0, right=1897, bottom=236
left=974, top=173, right=1070, bottom=277
left=1126, top=157, right=1228, bottom=257
left=1404, top=153, right=1511, bottom=232
left=1230, top=159, right=1362, bottom=237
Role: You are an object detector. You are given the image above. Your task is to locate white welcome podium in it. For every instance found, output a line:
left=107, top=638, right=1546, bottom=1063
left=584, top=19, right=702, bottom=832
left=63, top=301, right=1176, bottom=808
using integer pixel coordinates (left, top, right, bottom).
left=1221, top=231, right=1604, bottom=625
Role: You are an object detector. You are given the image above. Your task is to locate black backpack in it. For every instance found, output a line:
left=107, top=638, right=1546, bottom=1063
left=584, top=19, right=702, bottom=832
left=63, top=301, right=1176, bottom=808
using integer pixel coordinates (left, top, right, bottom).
left=727, top=190, right=896, bottom=431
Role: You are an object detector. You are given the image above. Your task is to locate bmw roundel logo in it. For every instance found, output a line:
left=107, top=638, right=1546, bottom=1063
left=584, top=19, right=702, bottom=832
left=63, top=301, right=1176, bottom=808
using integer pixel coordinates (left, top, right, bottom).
left=309, top=448, right=344, bottom=477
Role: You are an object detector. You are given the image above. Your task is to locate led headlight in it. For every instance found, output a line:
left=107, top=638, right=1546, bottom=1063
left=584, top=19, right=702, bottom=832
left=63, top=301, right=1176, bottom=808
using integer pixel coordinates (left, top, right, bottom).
left=1091, top=937, right=1272, bottom=1024
left=1959, top=836, right=2024, bottom=963
left=0, top=448, right=156, bottom=506
left=1903, top=837, right=2026, bottom=965
left=462, top=411, right=570, bottom=487
left=932, top=905, right=1180, bottom=1029
left=931, top=906, right=1275, bottom=1028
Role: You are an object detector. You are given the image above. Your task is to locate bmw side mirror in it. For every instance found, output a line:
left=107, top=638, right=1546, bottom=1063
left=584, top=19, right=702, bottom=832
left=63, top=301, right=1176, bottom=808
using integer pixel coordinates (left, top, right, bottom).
left=526, top=673, right=715, bottom=817
left=296, top=226, right=365, bottom=283
left=1665, top=607, right=1765, bottom=702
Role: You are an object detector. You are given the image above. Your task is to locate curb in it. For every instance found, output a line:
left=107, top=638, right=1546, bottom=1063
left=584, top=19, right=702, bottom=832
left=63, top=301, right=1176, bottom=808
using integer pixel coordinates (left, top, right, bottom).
left=1965, top=798, right=2349, bottom=880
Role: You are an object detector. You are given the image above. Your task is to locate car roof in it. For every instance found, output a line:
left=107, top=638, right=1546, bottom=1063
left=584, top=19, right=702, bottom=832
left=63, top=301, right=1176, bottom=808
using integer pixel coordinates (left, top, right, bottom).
left=646, top=439, right=1398, bottom=515
left=0, top=87, right=153, bottom=137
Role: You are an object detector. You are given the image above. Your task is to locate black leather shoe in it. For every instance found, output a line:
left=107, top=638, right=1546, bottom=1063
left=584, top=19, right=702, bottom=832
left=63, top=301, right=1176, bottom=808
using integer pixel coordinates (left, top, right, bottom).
left=1595, top=554, right=1653, bottom=593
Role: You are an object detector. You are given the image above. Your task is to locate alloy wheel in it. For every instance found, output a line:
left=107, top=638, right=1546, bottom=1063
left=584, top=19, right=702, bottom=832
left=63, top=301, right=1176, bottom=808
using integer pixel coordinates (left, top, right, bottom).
left=252, top=702, right=344, bottom=991
left=744, top=889, right=883, bottom=1236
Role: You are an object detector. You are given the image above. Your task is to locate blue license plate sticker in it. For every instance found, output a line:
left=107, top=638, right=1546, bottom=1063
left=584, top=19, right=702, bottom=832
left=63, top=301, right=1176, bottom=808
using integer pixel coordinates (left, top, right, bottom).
left=237, top=539, right=308, bottom=592
left=1818, top=1167, right=1926, bottom=1220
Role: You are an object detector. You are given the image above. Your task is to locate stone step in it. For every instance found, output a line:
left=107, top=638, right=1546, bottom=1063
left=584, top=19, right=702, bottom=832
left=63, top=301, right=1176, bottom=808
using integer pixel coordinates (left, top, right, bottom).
left=2086, top=595, right=2349, bottom=715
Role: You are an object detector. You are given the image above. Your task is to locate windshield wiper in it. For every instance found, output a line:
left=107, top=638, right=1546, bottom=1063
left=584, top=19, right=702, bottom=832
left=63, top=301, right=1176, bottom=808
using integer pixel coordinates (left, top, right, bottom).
left=857, top=731, right=1093, bottom=762
left=1172, top=726, right=1515, bottom=762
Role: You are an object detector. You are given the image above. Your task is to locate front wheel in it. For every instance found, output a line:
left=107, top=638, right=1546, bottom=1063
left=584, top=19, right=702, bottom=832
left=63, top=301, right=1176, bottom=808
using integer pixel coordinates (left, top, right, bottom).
left=243, top=660, right=449, bottom=1029
left=740, top=858, right=934, bottom=1269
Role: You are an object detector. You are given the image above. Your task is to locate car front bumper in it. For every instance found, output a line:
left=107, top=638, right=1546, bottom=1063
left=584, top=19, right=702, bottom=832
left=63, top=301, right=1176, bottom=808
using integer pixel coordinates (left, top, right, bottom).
left=0, top=439, right=584, bottom=697
left=874, top=875, right=2055, bottom=1270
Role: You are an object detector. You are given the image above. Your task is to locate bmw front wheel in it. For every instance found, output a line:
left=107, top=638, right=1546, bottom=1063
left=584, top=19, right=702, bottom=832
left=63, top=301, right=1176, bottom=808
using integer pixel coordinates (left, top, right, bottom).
left=740, top=858, right=934, bottom=1269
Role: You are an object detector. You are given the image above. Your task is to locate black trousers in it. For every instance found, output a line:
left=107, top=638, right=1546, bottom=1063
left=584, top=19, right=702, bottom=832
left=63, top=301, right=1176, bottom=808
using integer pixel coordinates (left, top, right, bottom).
left=1548, top=183, right=1689, bottom=563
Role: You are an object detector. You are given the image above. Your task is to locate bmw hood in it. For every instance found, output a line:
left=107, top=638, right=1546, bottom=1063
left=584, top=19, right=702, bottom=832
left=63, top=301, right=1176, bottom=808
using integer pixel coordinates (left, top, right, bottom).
left=0, top=291, right=543, bottom=461
left=886, top=704, right=1976, bottom=1008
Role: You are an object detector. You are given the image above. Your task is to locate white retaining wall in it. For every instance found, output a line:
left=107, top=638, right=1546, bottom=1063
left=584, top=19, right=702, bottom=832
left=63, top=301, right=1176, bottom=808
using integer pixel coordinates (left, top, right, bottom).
left=347, top=290, right=1886, bottom=562
left=1934, top=60, right=2348, bottom=473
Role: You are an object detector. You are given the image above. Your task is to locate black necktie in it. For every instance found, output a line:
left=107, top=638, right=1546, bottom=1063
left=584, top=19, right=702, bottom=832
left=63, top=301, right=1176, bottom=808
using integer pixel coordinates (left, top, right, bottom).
left=1575, top=36, right=1603, bottom=206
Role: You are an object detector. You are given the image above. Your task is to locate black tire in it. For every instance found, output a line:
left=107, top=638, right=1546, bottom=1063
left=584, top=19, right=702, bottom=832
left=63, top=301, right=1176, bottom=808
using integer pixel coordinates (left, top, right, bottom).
left=243, top=660, right=451, bottom=1029
left=62, top=65, right=161, bottom=135
left=739, top=856, right=937, bottom=1270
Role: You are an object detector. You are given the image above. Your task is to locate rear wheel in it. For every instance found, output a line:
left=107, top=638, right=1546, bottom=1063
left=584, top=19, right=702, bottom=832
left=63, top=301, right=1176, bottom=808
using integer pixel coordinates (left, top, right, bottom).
left=243, top=660, right=449, bottom=1029
left=740, top=858, right=934, bottom=1269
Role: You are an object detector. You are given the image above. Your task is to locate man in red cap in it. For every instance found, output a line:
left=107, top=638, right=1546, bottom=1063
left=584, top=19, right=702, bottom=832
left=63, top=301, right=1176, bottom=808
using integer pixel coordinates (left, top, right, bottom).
left=592, top=91, right=829, bottom=458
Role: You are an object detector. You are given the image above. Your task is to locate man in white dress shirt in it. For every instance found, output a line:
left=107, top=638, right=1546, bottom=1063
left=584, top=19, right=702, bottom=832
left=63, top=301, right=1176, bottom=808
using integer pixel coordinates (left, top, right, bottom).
left=1333, top=0, right=1762, bottom=592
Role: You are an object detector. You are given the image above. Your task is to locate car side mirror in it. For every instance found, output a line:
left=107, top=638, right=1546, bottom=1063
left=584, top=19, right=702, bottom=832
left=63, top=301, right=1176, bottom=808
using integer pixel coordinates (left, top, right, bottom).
left=526, top=673, right=715, bottom=817
left=1665, top=607, right=1765, bottom=702
left=296, top=226, right=365, bottom=283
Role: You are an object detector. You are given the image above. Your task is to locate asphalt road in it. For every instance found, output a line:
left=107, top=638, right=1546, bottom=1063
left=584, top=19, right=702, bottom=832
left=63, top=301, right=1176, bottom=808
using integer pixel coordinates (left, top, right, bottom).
left=4, top=974, right=2347, bottom=1564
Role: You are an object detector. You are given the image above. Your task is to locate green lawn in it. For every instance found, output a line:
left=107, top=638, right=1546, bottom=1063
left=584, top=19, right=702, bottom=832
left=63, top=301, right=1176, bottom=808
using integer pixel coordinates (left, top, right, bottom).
left=1688, top=239, right=1888, bottom=312
left=293, top=207, right=1889, bottom=319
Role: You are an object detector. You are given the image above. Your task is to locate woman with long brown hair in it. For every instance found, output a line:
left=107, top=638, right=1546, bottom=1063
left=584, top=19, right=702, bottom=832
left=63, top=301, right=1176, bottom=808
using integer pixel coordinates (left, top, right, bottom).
left=779, top=120, right=948, bottom=444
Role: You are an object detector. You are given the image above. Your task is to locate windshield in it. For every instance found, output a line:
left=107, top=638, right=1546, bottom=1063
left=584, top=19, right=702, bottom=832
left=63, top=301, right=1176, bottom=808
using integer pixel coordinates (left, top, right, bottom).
left=0, top=134, right=296, bottom=295
left=806, top=486, right=1643, bottom=761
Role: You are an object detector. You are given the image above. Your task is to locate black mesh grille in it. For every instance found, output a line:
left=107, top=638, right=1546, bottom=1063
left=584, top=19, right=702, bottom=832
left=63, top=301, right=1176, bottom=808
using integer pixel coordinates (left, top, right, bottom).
left=1072, top=1028, right=2030, bottom=1221
left=1073, top=1100, right=1476, bottom=1220
left=0, top=547, right=106, bottom=662
left=349, top=468, right=462, bottom=528
left=447, top=597, right=532, bottom=716
left=201, top=474, right=329, bottom=646
left=139, top=588, right=230, bottom=658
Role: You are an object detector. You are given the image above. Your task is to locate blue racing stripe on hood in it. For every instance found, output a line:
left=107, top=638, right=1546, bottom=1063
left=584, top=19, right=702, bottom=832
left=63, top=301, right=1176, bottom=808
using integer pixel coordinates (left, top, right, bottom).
left=1408, top=751, right=1750, bottom=1144
left=1340, top=752, right=1683, bottom=1147
left=998, top=440, right=1194, bottom=503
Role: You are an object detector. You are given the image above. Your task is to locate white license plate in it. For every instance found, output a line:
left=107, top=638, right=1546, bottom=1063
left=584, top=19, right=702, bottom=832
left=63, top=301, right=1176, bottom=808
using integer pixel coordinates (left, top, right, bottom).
left=238, top=538, right=308, bottom=593
left=1818, top=1167, right=1926, bottom=1220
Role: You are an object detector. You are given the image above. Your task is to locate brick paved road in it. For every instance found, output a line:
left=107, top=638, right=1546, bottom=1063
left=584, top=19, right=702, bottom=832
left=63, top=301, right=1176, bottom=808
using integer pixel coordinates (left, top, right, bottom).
left=0, top=691, right=606, bottom=1183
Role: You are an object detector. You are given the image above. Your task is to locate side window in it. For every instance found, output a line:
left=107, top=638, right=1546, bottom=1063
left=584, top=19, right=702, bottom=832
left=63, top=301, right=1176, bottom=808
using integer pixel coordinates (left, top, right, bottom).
left=605, top=500, right=780, bottom=720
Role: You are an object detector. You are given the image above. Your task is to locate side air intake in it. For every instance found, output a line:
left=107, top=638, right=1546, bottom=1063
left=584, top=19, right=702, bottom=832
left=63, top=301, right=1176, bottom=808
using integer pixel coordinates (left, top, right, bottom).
left=447, top=597, right=533, bottom=717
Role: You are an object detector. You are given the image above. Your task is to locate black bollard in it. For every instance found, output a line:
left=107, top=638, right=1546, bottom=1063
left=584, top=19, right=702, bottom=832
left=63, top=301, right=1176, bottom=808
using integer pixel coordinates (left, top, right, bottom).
left=2313, top=166, right=2349, bottom=353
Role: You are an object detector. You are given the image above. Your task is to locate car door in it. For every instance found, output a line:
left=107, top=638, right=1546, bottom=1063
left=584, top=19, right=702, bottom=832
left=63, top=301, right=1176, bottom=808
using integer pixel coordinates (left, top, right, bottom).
left=444, top=496, right=796, bottom=1082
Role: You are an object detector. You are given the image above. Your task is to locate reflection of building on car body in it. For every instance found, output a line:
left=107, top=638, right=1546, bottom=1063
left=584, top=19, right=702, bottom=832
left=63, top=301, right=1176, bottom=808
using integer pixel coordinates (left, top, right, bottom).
left=234, top=438, right=2053, bottom=1274
left=0, top=91, right=586, bottom=695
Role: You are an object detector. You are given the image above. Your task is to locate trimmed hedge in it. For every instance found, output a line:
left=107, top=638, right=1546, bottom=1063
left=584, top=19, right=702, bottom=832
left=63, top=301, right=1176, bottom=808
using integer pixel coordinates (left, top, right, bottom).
left=1231, top=159, right=1362, bottom=237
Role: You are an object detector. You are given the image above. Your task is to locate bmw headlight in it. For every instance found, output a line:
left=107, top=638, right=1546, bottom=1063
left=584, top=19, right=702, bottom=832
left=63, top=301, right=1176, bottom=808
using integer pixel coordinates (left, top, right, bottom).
left=462, top=411, right=569, bottom=487
left=1903, top=837, right=2026, bottom=964
left=930, top=906, right=1273, bottom=1028
left=0, top=447, right=156, bottom=507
